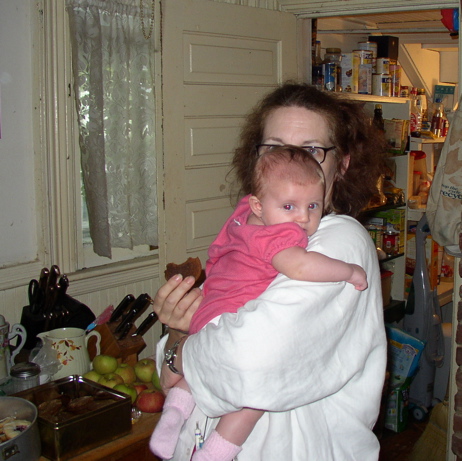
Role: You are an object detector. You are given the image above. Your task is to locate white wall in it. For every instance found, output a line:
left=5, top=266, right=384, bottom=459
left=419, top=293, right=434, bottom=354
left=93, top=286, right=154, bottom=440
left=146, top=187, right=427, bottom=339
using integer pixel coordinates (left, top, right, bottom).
left=0, top=0, right=38, bottom=267
left=400, top=44, right=442, bottom=91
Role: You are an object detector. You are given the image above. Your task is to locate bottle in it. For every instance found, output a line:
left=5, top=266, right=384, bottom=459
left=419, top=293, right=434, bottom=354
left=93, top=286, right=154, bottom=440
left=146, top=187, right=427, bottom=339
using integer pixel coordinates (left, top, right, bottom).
left=417, top=89, right=429, bottom=132
left=313, top=40, right=322, bottom=65
left=323, top=48, right=342, bottom=92
left=417, top=89, right=428, bottom=122
left=373, top=104, right=385, bottom=132
left=312, top=40, right=323, bottom=90
left=409, top=87, right=422, bottom=137
left=442, top=116, right=450, bottom=137
left=430, top=99, right=444, bottom=138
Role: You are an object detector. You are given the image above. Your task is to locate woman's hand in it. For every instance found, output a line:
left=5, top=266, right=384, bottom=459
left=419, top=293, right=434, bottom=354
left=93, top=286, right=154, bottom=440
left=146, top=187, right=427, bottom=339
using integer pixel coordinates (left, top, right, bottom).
left=151, top=274, right=203, bottom=333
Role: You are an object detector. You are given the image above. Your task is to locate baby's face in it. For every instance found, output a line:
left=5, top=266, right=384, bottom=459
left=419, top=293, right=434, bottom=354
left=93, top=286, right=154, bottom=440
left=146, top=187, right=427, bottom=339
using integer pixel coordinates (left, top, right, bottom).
left=258, top=178, right=324, bottom=237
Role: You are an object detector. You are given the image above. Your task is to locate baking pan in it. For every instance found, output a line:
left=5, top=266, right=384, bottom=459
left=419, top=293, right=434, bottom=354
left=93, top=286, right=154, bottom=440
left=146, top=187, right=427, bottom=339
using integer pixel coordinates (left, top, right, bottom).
left=14, top=375, right=131, bottom=460
left=0, top=396, right=41, bottom=461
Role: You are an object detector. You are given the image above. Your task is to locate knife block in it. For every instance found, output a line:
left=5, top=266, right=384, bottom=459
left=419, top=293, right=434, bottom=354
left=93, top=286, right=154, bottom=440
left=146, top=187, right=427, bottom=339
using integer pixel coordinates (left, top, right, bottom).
left=87, top=322, right=146, bottom=366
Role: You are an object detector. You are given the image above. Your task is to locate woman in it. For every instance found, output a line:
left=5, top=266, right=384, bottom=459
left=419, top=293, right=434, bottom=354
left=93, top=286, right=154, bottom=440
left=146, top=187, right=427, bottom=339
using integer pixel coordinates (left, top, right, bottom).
left=153, top=82, right=388, bottom=460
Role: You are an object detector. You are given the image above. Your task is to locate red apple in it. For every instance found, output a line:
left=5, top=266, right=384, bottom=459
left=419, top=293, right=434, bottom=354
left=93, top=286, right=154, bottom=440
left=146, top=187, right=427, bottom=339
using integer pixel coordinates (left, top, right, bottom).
left=133, top=382, right=149, bottom=395
left=135, top=389, right=165, bottom=413
left=134, top=358, right=156, bottom=383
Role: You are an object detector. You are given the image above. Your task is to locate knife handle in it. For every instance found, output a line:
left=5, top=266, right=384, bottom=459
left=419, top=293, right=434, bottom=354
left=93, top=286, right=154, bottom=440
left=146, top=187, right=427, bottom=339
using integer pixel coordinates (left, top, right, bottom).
left=114, top=293, right=150, bottom=333
left=118, top=321, right=133, bottom=340
left=114, top=309, right=137, bottom=333
left=132, top=312, right=158, bottom=337
left=110, top=294, right=135, bottom=323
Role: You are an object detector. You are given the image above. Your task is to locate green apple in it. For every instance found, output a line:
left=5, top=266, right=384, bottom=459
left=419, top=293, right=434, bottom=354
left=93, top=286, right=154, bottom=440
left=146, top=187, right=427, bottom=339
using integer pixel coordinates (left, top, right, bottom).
left=151, top=367, right=162, bottom=391
left=92, top=354, right=118, bottom=375
left=114, top=383, right=138, bottom=403
left=98, top=372, right=124, bottom=389
left=134, top=358, right=156, bottom=383
left=114, top=363, right=137, bottom=384
left=83, top=370, right=102, bottom=383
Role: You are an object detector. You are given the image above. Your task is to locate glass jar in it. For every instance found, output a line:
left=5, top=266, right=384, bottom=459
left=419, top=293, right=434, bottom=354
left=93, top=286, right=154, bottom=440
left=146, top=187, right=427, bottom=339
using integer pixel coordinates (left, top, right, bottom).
left=383, top=230, right=399, bottom=256
left=10, top=362, right=40, bottom=393
left=323, top=48, right=342, bottom=92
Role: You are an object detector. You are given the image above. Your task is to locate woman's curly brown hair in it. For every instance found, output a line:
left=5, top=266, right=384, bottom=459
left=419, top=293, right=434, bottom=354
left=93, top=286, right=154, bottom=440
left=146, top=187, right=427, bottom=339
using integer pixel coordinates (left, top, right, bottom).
left=230, top=82, right=388, bottom=218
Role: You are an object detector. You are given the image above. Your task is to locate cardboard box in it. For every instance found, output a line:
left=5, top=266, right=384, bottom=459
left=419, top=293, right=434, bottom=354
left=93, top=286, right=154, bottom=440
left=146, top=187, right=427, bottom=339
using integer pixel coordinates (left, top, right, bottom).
left=369, top=35, right=399, bottom=60
left=433, top=84, right=456, bottom=111
left=384, top=119, right=409, bottom=155
left=340, top=52, right=359, bottom=93
left=385, top=382, right=410, bottom=433
left=386, top=326, right=425, bottom=385
left=384, top=326, right=425, bottom=433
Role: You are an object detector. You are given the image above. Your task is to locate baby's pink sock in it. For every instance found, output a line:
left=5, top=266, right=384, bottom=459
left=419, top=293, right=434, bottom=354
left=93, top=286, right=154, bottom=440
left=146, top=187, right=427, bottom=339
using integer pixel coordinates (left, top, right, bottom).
left=192, top=430, right=242, bottom=461
left=149, top=387, right=196, bottom=459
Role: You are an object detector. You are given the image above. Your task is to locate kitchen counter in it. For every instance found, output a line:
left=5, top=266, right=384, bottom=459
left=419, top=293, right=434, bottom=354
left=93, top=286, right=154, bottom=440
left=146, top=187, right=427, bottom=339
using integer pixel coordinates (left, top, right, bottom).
left=40, top=412, right=161, bottom=461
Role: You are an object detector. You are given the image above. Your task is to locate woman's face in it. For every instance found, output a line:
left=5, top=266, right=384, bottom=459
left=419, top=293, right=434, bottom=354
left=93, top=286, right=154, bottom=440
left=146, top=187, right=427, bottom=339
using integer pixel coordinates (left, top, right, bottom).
left=261, top=106, right=349, bottom=207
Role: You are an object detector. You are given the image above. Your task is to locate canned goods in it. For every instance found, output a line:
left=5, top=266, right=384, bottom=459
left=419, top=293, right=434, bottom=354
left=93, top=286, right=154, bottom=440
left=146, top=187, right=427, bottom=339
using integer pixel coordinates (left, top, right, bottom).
left=358, top=41, right=377, bottom=58
left=354, top=49, right=373, bottom=65
left=376, top=58, right=390, bottom=74
left=400, top=86, right=409, bottom=98
left=358, top=65, right=372, bottom=94
left=358, top=42, right=377, bottom=72
left=323, top=62, right=336, bottom=91
left=354, top=50, right=372, bottom=94
left=372, top=73, right=391, bottom=97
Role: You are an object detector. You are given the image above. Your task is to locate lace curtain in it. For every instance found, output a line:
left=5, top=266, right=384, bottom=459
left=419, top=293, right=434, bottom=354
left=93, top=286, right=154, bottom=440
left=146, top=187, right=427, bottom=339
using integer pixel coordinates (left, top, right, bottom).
left=66, top=0, right=157, bottom=258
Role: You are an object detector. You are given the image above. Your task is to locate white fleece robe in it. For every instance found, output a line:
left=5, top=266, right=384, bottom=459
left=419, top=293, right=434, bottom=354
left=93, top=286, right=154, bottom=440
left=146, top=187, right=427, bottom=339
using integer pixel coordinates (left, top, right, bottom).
left=156, top=214, right=387, bottom=461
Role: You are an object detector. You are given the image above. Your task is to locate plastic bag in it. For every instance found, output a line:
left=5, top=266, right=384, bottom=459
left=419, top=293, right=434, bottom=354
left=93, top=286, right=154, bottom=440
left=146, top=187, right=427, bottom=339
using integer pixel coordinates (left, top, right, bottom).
left=426, top=94, right=462, bottom=257
left=30, top=340, right=62, bottom=384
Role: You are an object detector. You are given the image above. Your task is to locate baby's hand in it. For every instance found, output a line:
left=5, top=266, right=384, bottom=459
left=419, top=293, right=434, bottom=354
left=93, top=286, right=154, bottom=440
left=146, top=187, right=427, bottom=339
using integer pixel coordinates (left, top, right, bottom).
left=348, top=264, right=368, bottom=291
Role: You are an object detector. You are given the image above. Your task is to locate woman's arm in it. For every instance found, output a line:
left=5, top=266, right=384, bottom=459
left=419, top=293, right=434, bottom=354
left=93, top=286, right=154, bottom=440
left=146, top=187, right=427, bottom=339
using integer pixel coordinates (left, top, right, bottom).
left=151, top=274, right=202, bottom=393
left=272, top=246, right=368, bottom=290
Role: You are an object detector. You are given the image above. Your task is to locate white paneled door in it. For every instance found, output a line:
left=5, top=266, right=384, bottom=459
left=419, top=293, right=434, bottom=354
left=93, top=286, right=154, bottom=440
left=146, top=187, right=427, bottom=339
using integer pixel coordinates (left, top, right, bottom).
left=161, top=0, right=297, bottom=268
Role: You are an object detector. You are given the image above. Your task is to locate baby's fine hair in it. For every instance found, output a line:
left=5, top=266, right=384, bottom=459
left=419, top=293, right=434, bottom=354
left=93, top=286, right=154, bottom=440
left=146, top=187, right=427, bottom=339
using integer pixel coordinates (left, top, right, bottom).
left=251, top=145, right=325, bottom=198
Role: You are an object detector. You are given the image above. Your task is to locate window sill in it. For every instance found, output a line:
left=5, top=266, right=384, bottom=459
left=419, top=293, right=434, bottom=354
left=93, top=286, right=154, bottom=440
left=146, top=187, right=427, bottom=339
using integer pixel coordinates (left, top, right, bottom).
left=66, top=255, right=160, bottom=297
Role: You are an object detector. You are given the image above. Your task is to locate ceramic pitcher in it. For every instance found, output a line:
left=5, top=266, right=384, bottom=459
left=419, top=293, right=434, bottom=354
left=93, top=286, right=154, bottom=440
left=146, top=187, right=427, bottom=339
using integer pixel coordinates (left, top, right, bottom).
left=37, top=327, right=101, bottom=380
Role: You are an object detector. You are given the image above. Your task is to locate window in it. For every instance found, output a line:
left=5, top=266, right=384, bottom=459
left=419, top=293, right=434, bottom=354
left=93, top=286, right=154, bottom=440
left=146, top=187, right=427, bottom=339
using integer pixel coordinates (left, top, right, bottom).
left=66, top=0, right=159, bottom=266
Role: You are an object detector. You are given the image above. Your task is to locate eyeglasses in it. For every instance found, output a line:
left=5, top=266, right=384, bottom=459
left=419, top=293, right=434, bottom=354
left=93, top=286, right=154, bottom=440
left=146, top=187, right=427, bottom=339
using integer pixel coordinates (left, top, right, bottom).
left=255, top=144, right=336, bottom=164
